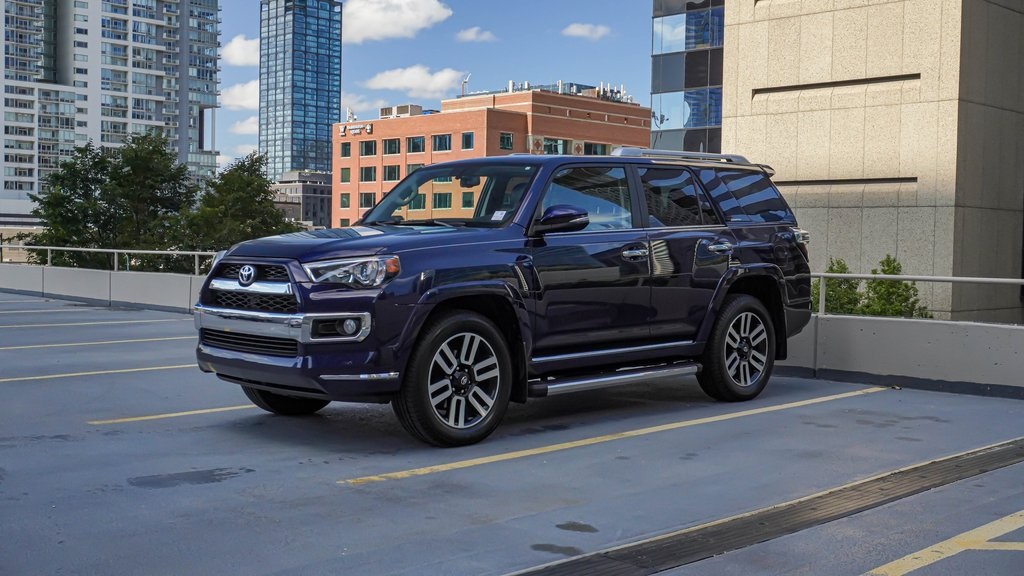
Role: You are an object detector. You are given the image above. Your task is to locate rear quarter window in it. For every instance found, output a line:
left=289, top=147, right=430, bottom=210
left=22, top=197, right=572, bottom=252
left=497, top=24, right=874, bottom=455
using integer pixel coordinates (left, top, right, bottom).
left=698, top=168, right=795, bottom=224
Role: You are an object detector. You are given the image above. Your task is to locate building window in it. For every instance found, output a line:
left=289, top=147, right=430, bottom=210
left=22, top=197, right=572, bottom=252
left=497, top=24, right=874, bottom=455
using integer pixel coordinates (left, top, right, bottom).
left=383, top=165, right=400, bottom=181
left=462, top=191, right=475, bottom=209
left=407, top=136, right=425, bottom=153
left=432, top=134, right=451, bottom=152
left=652, top=8, right=724, bottom=55
left=583, top=143, right=608, bottom=155
left=339, top=218, right=350, bottom=227
left=359, top=192, right=376, bottom=208
left=382, top=138, right=400, bottom=155
left=359, top=140, right=376, bottom=156
left=409, top=193, right=426, bottom=210
left=407, top=163, right=424, bottom=174
left=499, top=132, right=513, bottom=150
left=359, top=166, right=376, bottom=182
left=340, top=142, right=350, bottom=157
left=433, top=192, right=452, bottom=209
left=461, top=132, right=474, bottom=150
left=543, top=138, right=570, bottom=155
left=340, top=167, right=350, bottom=183
left=339, top=193, right=350, bottom=208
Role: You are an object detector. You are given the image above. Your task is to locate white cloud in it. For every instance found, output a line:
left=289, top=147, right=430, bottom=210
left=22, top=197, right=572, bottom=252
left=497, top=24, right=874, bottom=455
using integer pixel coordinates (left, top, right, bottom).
left=343, top=0, right=452, bottom=44
left=561, top=23, right=611, bottom=40
left=363, top=65, right=465, bottom=100
left=233, top=144, right=258, bottom=156
left=222, top=34, right=260, bottom=66
left=216, top=155, right=234, bottom=169
left=456, top=26, right=496, bottom=42
left=221, top=80, right=259, bottom=111
left=229, top=116, right=259, bottom=135
left=341, top=91, right=389, bottom=115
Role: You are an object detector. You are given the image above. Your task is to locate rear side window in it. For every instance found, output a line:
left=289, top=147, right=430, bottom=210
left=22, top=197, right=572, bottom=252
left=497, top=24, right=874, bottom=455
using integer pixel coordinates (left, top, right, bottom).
left=698, top=168, right=795, bottom=223
left=638, top=166, right=720, bottom=227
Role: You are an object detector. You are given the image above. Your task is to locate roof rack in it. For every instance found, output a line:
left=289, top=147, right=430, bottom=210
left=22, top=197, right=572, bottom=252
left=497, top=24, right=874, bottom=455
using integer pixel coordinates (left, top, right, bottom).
left=610, top=147, right=750, bottom=164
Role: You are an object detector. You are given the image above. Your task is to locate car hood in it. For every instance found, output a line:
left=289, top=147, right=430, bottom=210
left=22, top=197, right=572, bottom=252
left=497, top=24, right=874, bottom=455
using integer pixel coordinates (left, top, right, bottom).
left=225, top=224, right=520, bottom=261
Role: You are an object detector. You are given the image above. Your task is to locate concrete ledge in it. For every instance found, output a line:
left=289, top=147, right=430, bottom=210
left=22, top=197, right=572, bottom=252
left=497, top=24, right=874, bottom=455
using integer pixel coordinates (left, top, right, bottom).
left=43, top=266, right=110, bottom=302
left=110, top=271, right=195, bottom=312
left=0, top=263, right=43, bottom=294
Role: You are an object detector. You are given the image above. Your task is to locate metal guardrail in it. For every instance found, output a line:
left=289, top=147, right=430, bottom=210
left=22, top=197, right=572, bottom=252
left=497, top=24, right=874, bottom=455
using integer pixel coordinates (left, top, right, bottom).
left=1, top=244, right=218, bottom=275
left=813, top=272, right=1024, bottom=316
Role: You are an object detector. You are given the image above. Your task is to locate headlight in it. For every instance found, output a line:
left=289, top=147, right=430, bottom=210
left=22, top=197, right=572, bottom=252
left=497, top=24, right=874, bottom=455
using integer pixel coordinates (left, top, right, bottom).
left=302, top=255, right=400, bottom=288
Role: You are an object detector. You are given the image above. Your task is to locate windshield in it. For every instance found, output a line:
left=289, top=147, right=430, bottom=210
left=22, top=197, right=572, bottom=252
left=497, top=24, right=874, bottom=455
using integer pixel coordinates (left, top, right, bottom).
left=362, top=163, right=539, bottom=227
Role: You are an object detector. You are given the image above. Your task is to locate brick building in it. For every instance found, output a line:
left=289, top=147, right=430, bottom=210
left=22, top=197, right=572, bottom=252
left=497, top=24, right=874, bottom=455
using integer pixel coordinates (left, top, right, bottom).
left=332, top=84, right=652, bottom=226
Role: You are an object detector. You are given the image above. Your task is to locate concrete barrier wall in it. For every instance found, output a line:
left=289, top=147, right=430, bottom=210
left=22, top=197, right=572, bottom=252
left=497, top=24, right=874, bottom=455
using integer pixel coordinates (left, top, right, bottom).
left=0, top=264, right=201, bottom=313
left=780, top=314, right=1024, bottom=394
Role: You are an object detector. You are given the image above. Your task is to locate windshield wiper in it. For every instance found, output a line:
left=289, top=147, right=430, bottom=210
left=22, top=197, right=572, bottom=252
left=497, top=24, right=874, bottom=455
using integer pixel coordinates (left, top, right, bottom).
left=368, top=218, right=459, bottom=228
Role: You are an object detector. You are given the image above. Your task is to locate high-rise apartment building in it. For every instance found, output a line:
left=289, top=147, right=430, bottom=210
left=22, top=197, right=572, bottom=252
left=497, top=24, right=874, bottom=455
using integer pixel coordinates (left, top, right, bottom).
left=650, top=0, right=725, bottom=152
left=0, top=0, right=221, bottom=227
left=723, top=0, right=1024, bottom=322
left=259, top=0, right=342, bottom=183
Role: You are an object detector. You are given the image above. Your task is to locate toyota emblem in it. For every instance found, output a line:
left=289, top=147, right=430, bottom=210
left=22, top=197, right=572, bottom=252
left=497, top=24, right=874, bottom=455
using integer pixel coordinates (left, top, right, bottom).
left=238, top=265, right=256, bottom=286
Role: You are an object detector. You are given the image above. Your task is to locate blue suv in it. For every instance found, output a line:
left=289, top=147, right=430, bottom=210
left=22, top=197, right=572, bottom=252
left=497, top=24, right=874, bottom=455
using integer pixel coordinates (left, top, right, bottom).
left=194, top=148, right=811, bottom=446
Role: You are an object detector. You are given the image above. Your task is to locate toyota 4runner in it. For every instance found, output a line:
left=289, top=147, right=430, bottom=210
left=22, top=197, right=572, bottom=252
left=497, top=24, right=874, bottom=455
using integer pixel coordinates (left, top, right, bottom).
left=194, top=148, right=811, bottom=446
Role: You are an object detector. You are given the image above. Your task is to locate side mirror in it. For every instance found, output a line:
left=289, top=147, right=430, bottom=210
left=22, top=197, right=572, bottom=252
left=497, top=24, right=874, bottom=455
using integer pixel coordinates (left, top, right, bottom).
left=532, top=205, right=589, bottom=235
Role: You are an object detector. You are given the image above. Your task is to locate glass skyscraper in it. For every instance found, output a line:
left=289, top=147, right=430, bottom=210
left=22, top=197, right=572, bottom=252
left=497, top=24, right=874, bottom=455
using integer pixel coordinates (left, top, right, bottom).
left=259, top=0, right=342, bottom=183
left=650, top=0, right=724, bottom=152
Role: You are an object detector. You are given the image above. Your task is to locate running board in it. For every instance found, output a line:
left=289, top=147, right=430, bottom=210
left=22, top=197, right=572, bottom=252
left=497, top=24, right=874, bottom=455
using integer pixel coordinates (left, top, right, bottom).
left=528, top=362, right=701, bottom=398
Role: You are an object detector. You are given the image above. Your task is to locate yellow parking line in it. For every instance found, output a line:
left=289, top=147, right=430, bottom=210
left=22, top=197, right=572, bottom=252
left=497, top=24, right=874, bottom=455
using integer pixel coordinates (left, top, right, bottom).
left=0, top=364, right=194, bottom=384
left=866, top=509, right=1024, bottom=575
left=89, top=405, right=255, bottom=425
left=0, top=336, right=194, bottom=351
left=339, top=387, right=886, bottom=486
left=0, top=318, right=189, bottom=329
left=0, top=309, right=85, bottom=314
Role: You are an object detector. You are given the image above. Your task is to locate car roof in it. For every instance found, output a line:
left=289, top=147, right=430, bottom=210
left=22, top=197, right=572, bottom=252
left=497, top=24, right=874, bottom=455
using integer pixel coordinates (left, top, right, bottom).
left=425, top=154, right=769, bottom=174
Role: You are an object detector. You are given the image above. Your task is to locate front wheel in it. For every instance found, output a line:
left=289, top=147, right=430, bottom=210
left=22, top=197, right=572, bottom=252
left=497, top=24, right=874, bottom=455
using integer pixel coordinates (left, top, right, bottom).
left=242, top=386, right=330, bottom=415
left=393, top=311, right=511, bottom=446
left=698, top=295, right=776, bottom=402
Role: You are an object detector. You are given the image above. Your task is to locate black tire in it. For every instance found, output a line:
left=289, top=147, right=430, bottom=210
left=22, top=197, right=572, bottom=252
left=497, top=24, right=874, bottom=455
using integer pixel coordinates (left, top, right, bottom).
left=698, top=294, right=776, bottom=402
left=392, top=311, right=512, bottom=447
left=242, top=386, right=330, bottom=415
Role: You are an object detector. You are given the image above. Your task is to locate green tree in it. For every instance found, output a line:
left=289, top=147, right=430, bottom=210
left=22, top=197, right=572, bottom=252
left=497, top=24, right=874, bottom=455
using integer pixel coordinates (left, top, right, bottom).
left=811, top=257, right=862, bottom=314
left=179, top=153, right=302, bottom=251
left=22, top=133, right=196, bottom=270
left=857, top=254, right=931, bottom=318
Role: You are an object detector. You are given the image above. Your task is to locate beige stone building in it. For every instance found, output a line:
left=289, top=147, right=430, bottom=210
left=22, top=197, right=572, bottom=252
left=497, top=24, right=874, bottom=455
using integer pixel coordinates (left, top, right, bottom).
left=722, top=0, right=1024, bottom=322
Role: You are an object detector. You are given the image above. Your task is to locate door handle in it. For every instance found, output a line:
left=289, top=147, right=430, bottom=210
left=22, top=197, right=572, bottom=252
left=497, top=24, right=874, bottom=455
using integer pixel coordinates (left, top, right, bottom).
left=621, top=248, right=649, bottom=260
left=707, top=242, right=734, bottom=254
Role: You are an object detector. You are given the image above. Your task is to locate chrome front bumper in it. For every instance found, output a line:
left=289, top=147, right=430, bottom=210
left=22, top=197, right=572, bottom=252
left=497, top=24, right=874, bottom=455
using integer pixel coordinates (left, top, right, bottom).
left=193, top=304, right=372, bottom=343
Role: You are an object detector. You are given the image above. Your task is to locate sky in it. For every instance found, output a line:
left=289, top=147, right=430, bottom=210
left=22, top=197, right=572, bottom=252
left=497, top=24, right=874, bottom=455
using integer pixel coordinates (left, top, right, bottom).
left=215, top=0, right=653, bottom=169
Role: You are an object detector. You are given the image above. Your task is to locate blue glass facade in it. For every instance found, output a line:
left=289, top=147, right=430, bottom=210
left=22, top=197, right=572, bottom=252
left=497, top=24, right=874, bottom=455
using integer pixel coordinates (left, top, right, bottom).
left=650, top=0, right=724, bottom=152
left=259, top=0, right=342, bottom=182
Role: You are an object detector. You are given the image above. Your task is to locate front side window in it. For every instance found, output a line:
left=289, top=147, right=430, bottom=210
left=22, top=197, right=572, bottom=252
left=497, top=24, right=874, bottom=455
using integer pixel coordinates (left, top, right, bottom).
left=499, top=132, right=513, bottom=150
left=432, top=134, right=452, bottom=152
left=639, top=166, right=719, bottom=227
left=382, top=138, right=400, bottom=155
left=540, top=166, right=633, bottom=231
left=407, top=136, right=425, bottom=153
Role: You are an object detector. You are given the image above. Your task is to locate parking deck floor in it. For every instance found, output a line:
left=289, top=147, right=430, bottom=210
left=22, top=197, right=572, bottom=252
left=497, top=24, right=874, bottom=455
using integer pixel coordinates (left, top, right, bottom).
left=1, top=293, right=1022, bottom=575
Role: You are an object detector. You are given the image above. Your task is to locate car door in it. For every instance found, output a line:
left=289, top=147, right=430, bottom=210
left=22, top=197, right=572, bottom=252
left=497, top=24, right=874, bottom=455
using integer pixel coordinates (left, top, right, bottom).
left=529, top=164, right=653, bottom=352
left=638, top=164, right=735, bottom=341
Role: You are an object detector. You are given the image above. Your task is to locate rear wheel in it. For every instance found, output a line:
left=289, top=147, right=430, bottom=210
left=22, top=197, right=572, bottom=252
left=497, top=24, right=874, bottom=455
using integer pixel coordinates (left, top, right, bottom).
left=393, top=311, right=511, bottom=446
left=242, top=386, right=330, bottom=415
left=698, top=294, right=776, bottom=402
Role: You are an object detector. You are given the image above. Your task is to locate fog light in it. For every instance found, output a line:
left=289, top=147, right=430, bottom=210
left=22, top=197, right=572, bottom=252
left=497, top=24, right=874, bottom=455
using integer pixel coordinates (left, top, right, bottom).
left=337, top=318, right=360, bottom=336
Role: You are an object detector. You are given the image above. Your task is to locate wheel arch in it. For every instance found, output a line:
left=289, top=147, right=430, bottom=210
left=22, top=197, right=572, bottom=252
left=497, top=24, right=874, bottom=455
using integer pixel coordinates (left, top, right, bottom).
left=400, top=282, right=531, bottom=403
left=700, top=267, right=789, bottom=360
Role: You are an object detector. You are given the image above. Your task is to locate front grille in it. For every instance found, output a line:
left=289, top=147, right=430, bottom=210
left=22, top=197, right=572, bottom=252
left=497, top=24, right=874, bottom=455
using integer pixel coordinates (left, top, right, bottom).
left=217, top=263, right=290, bottom=282
left=211, top=290, right=298, bottom=314
left=201, top=329, right=299, bottom=357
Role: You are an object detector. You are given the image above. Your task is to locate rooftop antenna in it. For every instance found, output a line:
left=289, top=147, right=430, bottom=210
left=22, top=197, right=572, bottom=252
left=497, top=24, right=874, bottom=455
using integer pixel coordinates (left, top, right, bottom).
left=461, top=73, right=472, bottom=96
left=346, top=107, right=356, bottom=122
